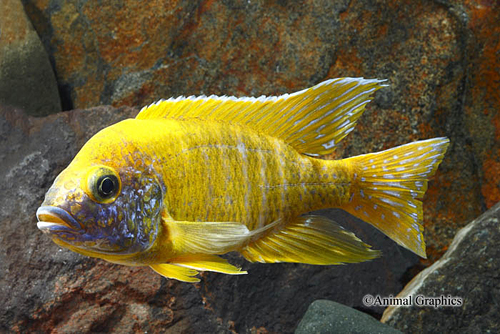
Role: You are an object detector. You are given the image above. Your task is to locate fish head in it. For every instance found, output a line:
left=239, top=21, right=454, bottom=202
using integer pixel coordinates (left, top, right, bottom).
left=37, top=162, right=163, bottom=263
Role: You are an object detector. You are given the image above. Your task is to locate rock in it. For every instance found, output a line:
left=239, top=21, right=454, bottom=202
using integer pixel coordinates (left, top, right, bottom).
left=0, top=106, right=420, bottom=333
left=0, top=0, right=61, bottom=116
left=22, top=0, right=500, bottom=260
left=296, top=300, right=402, bottom=334
left=381, top=202, right=500, bottom=333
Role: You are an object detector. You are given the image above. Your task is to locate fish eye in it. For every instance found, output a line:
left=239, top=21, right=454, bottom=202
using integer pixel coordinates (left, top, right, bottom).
left=97, top=175, right=118, bottom=198
left=86, top=166, right=121, bottom=203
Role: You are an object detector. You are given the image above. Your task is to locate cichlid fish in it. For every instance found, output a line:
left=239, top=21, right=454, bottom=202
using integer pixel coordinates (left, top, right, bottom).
left=37, top=78, right=449, bottom=282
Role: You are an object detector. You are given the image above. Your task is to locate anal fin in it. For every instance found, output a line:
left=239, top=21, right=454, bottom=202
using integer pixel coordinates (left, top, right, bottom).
left=240, top=215, right=380, bottom=265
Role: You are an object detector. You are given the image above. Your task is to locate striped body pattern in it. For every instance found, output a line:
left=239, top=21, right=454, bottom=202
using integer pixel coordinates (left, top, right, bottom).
left=37, top=78, right=449, bottom=282
left=151, top=120, right=351, bottom=230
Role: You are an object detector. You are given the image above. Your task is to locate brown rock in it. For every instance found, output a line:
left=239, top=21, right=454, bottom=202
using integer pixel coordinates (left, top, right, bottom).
left=0, top=0, right=61, bottom=116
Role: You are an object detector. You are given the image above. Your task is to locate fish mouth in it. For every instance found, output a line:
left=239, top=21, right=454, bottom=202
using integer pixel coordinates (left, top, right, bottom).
left=36, top=206, right=82, bottom=232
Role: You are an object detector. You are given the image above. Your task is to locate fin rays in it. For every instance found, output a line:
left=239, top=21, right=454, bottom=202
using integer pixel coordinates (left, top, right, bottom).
left=344, top=138, right=449, bottom=257
left=240, top=215, right=380, bottom=265
left=137, top=78, right=386, bottom=155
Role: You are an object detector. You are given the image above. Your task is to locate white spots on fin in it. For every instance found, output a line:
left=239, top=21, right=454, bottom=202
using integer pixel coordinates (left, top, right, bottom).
left=381, top=214, right=385, bottom=220
left=315, top=133, right=326, bottom=139
left=339, top=119, right=350, bottom=129
left=373, top=204, right=378, bottom=210
left=322, top=139, right=336, bottom=150
left=332, top=114, right=343, bottom=123
left=360, top=189, right=365, bottom=198
left=392, top=211, right=401, bottom=218
left=344, top=127, right=355, bottom=136
left=349, top=192, right=354, bottom=202
left=383, top=190, right=401, bottom=198
left=380, top=197, right=398, bottom=206
left=393, top=155, right=399, bottom=160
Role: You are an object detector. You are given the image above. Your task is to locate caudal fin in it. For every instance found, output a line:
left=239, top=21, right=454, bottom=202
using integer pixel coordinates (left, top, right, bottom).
left=343, top=138, right=450, bottom=257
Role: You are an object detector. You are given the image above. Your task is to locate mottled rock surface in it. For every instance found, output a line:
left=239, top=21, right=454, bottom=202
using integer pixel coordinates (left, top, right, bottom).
left=0, top=0, right=61, bottom=116
left=296, top=300, right=402, bottom=334
left=21, top=0, right=500, bottom=261
left=0, top=106, right=421, bottom=333
left=382, top=202, right=500, bottom=333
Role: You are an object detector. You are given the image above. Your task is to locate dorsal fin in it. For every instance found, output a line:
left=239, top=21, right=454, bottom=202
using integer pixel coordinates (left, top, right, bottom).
left=137, top=78, right=386, bottom=155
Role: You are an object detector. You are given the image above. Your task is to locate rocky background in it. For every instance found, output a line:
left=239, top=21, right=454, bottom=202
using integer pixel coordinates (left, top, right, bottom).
left=0, top=0, right=499, bottom=333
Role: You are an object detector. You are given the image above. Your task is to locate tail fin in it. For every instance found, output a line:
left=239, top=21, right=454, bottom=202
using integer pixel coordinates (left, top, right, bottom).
left=343, top=138, right=450, bottom=257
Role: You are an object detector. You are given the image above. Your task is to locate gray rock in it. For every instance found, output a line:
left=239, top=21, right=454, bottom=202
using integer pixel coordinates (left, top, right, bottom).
left=296, top=300, right=402, bottom=334
left=382, top=202, right=500, bottom=333
left=0, top=0, right=61, bottom=116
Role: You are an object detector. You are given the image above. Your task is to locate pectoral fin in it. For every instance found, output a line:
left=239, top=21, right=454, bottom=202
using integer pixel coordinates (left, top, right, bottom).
left=150, top=263, right=200, bottom=282
left=170, top=254, right=247, bottom=275
left=166, top=219, right=251, bottom=254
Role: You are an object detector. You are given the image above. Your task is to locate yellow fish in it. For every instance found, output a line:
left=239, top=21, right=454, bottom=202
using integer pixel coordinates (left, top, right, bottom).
left=37, top=78, right=449, bottom=282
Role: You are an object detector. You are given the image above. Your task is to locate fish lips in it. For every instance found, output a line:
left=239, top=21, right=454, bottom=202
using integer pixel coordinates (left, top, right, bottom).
left=36, top=206, right=83, bottom=233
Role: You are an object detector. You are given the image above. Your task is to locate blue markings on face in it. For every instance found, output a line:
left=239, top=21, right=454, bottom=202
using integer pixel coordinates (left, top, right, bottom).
left=41, top=169, right=163, bottom=256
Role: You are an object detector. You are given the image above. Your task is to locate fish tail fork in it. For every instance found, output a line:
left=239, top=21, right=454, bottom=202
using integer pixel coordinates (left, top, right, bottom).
left=343, top=137, right=450, bottom=257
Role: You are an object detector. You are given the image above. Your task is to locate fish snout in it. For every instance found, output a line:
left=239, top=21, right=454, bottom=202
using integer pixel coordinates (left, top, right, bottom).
left=36, top=206, right=82, bottom=232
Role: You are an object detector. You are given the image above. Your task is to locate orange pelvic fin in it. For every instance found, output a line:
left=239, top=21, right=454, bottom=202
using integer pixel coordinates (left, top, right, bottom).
left=343, top=138, right=450, bottom=257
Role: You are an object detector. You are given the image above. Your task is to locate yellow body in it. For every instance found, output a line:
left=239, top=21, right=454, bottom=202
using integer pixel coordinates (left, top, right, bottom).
left=122, top=119, right=350, bottom=227
left=37, top=78, right=449, bottom=282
